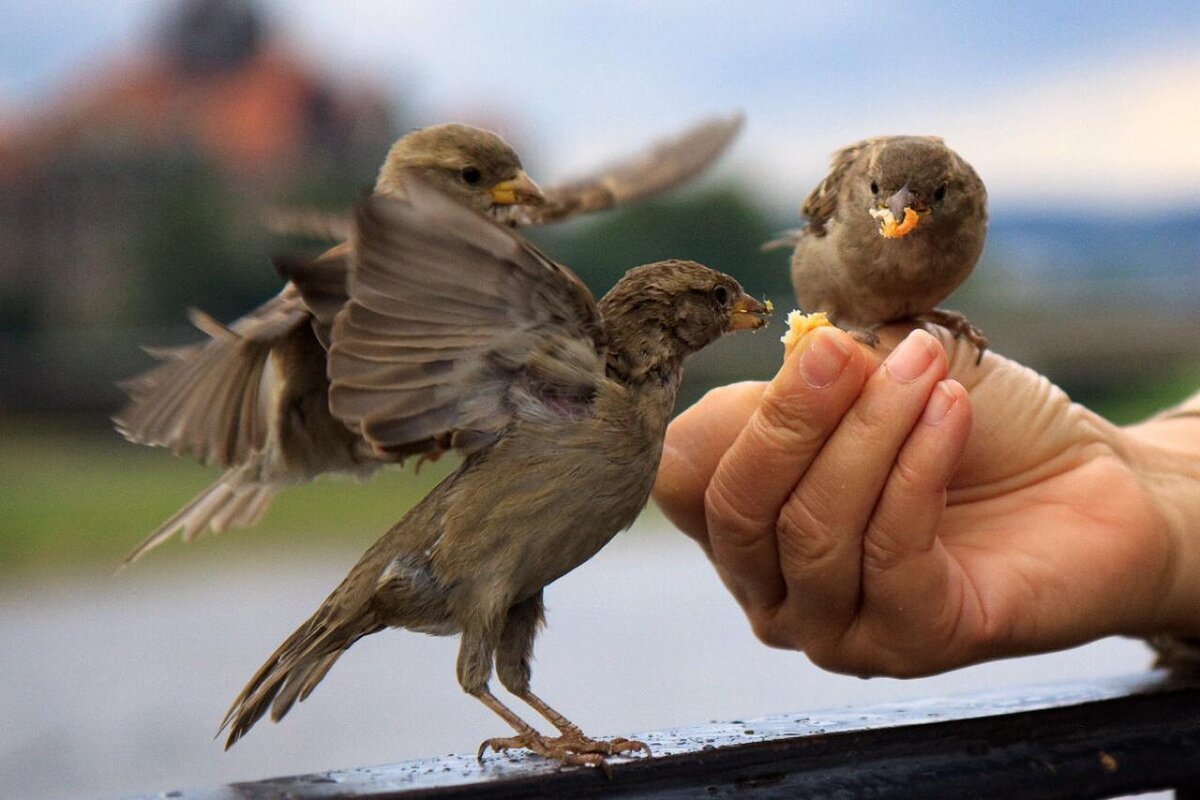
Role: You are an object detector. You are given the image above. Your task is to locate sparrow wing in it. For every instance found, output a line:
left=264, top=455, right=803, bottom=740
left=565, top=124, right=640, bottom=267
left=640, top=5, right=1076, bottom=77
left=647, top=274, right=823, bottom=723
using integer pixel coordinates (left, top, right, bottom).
left=263, top=113, right=744, bottom=238
left=287, top=178, right=607, bottom=460
left=114, top=290, right=315, bottom=468
left=800, top=138, right=879, bottom=237
left=519, top=112, right=744, bottom=225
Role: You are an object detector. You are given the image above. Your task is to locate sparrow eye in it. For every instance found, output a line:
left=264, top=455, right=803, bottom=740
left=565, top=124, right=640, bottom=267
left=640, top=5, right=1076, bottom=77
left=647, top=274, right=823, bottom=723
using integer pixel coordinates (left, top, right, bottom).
left=713, top=285, right=730, bottom=306
left=870, top=180, right=879, bottom=195
left=934, top=184, right=947, bottom=202
left=460, top=166, right=482, bottom=185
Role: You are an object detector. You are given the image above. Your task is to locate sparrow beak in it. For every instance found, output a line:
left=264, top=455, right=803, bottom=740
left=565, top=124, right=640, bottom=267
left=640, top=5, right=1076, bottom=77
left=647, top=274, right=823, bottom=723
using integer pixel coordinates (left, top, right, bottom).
left=490, top=170, right=545, bottom=206
left=729, top=295, right=773, bottom=331
left=886, top=184, right=915, bottom=223
left=870, top=184, right=924, bottom=238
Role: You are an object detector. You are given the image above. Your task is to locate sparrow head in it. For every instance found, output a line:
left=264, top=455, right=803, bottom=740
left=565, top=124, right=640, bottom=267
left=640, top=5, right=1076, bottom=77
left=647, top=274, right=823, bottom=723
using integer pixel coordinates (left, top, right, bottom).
left=600, top=260, right=770, bottom=380
left=864, top=137, right=981, bottom=239
left=375, top=124, right=545, bottom=216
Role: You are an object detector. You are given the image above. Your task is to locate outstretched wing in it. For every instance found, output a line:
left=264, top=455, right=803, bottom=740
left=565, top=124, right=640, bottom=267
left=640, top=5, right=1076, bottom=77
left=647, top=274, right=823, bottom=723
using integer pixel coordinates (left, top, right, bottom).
left=113, top=290, right=309, bottom=467
left=264, top=113, right=744, bottom=239
left=800, top=138, right=879, bottom=237
left=522, top=112, right=744, bottom=225
left=283, top=178, right=607, bottom=460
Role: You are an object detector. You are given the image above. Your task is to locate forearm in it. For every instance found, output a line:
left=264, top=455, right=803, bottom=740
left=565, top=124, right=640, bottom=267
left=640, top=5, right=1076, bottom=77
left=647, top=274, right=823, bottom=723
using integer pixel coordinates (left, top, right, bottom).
left=1122, top=392, right=1200, bottom=642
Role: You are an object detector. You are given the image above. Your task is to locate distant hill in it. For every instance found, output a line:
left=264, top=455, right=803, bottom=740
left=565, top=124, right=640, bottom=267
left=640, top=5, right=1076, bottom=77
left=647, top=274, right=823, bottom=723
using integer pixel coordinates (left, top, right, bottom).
left=981, top=210, right=1200, bottom=312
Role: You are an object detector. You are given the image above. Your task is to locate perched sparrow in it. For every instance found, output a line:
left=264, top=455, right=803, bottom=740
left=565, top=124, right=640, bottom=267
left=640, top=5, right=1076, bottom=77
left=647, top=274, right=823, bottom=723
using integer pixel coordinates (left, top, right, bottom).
left=769, top=136, right=987, bottom=353
left=114, top=114, right=744, bottom=566
left=220, top=178, right=771, bottom=767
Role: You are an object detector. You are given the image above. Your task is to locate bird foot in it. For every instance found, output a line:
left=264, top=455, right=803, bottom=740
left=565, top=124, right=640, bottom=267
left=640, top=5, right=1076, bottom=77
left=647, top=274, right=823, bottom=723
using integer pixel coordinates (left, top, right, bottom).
left=916, top=309, right=988, bottom=364
left=478, top=731, right=650, bottom=771
left=850, top=327, right=880, bottom=349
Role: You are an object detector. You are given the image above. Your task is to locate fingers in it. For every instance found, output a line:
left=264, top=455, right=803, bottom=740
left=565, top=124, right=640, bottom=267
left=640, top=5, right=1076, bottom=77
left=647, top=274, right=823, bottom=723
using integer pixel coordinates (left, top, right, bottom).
left=844, top=379, right=974, bottom=670
left=702, top=327, right=872, bottom=615
left=769, top=330, right=950, bottom=645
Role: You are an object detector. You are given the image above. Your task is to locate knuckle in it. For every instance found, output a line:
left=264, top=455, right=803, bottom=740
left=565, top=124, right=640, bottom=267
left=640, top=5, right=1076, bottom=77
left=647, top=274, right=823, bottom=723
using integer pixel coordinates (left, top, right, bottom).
left=775, top=493, right=840, bottom=567
left=842, top=398, right=893, bottom=440
left=861, top=523, right=912, bottom=573
left=704, top=476, right=771, bottom=547
left=748, top=615, right=793, bottom=650
left=755, top=386, right=827, bottom=453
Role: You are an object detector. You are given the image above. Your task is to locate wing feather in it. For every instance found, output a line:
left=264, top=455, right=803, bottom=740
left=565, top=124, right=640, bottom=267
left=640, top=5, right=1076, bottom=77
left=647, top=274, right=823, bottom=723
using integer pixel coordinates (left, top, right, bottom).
left=281, top=179, right=607, bottom=460
left=524, top=112, right=744, bottom=225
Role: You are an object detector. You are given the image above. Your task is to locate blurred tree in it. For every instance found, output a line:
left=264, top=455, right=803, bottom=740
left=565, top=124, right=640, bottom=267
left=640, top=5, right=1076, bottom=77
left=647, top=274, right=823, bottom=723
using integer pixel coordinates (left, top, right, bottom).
left=135, top=154, right=276, bottom=325
left=530, top=184, right=793, bottom=305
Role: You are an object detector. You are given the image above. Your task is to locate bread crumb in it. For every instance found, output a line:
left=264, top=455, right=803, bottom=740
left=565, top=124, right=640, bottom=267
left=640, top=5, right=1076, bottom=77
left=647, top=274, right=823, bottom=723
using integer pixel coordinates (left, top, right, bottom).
left=868, top=206, right=920, bottom=239
left=781, top=310, right=832, bottom=357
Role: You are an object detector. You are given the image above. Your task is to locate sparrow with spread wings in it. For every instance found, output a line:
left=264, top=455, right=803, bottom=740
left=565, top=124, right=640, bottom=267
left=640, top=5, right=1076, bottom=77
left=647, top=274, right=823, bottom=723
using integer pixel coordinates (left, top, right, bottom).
left=219, top=177, right=770, bottom=767
left=114, top=114, right=743, bottom=565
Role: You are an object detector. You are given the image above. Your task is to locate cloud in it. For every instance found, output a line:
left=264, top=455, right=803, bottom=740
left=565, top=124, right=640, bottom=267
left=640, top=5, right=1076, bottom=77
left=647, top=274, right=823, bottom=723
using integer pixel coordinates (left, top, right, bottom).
left=747, top=46, right=1200, bottom=213
left=951, top=49, right=1200, bottom=209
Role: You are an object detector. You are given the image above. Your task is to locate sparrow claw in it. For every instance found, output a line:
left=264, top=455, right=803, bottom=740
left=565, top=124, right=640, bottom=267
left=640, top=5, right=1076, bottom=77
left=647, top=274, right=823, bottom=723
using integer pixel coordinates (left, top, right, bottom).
left=477, top=730, right=649, bottom=771
left=850, top=327, right=880, bottom=349
left=917, top=308, right=988, bottom=364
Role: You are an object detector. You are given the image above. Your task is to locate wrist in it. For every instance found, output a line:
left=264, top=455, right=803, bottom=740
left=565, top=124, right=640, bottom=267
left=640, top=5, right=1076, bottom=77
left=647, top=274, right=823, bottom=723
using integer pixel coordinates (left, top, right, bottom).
left=1120, top=409, right=1200, bottom=638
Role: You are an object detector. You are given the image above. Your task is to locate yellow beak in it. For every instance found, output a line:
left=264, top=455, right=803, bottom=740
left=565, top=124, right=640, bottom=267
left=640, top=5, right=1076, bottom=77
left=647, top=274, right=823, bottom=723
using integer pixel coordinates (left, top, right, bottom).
left=490, top=170, right=545, bottom=206
left=729, top=295, right=773, bottom=331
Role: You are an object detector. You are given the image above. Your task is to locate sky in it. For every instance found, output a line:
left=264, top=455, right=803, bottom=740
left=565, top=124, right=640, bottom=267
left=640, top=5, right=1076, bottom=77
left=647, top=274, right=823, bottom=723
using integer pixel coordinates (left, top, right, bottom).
left=1, top=1, right=1198, bottom=213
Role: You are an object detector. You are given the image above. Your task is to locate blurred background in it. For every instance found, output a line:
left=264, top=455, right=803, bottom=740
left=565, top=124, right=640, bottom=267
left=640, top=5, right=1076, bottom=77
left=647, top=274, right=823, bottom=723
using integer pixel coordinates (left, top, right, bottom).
left=1, top=1, right=1197, bottom=798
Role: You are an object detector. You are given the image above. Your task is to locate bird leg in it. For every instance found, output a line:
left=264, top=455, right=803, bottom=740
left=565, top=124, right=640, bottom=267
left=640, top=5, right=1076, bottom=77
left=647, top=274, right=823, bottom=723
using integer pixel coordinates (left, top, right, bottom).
left=472, top=687, right=609, bottom=769
left=515, top=688, right=650, bottom=758
left=481, top=594, right=650, bottom=766
left=847, top=324, right=881, bottom=349
left=915, top=308, right=989, bottom=363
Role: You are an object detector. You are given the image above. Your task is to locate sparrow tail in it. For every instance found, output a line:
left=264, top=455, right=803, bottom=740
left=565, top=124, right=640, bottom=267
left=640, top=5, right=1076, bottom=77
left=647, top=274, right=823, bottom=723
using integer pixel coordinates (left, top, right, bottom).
left=760, top=228, right=804, bottom=252
left=118, top=473, right=278, bottom=569
left=220, top=605, right=381, bottom=748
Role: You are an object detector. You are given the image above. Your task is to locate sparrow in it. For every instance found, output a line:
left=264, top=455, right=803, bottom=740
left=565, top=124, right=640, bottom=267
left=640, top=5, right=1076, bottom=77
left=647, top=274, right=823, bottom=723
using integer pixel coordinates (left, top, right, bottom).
left=114, top=114, right=744, bottom=566
left=768, top=136, right=988, bottom=354
left=265, top=113, right=746, bottom=239
left=219, top=177, right=771, bottom=767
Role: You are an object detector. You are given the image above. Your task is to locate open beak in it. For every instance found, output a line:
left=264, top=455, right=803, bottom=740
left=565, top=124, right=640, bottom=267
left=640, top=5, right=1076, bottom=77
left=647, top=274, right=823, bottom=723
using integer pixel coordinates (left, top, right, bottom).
left=729, top=295, right=773, bottom=331
left=490, top=170, right=545, bottom=206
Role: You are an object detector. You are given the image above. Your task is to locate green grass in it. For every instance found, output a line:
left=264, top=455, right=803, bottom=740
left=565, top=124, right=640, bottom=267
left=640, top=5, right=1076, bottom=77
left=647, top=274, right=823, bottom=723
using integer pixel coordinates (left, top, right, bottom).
left=0, top=417, right=455, bottom=572
left=3, top=361, right=1195, bottom=574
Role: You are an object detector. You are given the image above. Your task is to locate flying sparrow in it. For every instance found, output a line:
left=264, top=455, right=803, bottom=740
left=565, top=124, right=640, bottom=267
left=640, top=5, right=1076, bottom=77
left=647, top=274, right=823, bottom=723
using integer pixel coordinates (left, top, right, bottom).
left=114, top=114, right=744, bottom=565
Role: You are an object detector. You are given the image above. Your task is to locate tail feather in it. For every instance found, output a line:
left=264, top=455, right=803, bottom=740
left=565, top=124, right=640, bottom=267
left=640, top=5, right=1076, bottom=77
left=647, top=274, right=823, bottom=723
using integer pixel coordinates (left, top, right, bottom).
left=120, top=473, right=279, bottom=568
left=761, top=228, right=804, bottom=252
left=221, top=610, right=381, bottom=748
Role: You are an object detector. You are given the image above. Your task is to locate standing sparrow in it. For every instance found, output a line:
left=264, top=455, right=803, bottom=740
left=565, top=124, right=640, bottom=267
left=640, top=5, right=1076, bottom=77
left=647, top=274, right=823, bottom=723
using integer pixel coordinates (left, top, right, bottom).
left=770, top=136, right=987, bottom=352
left=220, top=177, right=771, bottom=766
left=114, top=114, right=744, bottom=565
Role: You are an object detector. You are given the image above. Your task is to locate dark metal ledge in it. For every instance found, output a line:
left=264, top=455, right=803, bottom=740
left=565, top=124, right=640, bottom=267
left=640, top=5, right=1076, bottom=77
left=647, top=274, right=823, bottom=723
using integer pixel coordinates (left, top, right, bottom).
left=136, top=671, right=1200, bottom=799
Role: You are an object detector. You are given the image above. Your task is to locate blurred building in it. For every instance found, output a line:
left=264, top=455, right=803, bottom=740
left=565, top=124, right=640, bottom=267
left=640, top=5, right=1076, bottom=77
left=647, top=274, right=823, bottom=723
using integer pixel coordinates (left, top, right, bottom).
left=0, top=0, right=398, bottom=411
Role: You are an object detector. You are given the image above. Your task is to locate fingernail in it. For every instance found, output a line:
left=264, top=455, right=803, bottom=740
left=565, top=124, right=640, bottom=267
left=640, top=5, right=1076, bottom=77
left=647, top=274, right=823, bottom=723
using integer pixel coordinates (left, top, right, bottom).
left=922, top=381, right=958, bottom=425
left=799, top=328, right=851, bottom=388
left=885, top=330, right=937, bottom=383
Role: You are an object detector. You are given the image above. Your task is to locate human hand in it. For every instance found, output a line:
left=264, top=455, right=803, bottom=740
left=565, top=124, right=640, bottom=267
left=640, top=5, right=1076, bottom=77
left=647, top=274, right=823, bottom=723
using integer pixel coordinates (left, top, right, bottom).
left=654, top=324, right=1200, bottom=677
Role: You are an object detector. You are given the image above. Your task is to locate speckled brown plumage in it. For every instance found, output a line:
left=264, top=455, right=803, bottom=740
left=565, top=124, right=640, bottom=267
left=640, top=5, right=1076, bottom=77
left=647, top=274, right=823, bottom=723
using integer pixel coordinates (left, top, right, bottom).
left=114, top=115, right=743, bottom=565
left=775, top=136, right=988, bottom=353
left=219, top=178, right=770, bottom=767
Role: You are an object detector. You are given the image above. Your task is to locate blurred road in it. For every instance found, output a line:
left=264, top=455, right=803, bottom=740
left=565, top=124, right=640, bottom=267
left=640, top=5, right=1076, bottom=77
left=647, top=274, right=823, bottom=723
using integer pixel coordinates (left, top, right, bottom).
left=1, top=520, right=1153, bottom=800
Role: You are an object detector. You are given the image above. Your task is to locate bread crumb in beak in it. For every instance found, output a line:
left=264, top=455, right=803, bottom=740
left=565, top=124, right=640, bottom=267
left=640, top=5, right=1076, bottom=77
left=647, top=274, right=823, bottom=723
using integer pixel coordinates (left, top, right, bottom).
left=869, top=206, right=920, bottom=239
